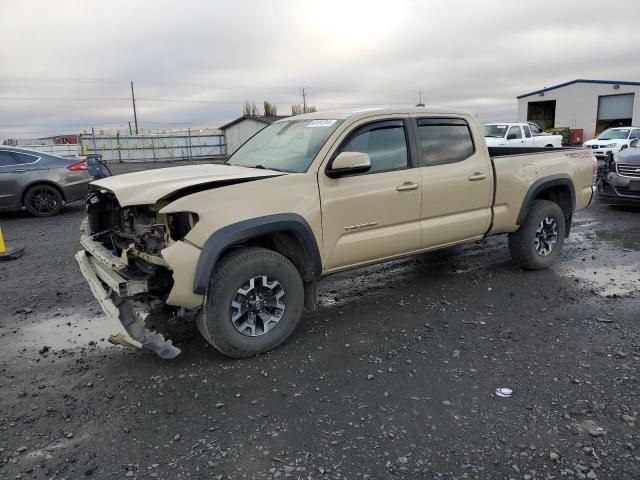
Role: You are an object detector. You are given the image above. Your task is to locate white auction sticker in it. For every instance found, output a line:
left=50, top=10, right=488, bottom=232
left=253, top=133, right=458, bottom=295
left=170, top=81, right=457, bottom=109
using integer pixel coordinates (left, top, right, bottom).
left=307, top=119, right=337, bottom=128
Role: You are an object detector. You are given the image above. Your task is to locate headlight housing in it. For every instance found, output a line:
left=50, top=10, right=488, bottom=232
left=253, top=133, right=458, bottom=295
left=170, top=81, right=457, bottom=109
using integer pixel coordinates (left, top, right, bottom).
left=166, top=212, right=199, bottom=241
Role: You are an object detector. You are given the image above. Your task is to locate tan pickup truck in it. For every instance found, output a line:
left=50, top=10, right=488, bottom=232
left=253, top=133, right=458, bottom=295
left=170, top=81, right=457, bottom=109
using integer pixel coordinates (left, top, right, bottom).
left=76, top=107, right=595, bottom=359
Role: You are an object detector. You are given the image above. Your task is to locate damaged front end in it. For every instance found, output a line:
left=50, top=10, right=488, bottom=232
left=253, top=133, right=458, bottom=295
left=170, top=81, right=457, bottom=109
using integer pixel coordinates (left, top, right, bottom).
left=597, top=152, right=640, bottom=206
left=75, top=188, right=202, bottom=359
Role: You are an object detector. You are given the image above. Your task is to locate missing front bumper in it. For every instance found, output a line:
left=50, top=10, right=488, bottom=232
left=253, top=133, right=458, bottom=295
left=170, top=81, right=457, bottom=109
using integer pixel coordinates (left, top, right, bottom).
left=75, top=250, right=181, bottom=359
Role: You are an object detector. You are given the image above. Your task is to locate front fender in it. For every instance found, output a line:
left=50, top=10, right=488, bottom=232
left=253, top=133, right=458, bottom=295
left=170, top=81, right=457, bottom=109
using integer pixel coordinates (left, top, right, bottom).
left=192, top=213, right=322, bottom=295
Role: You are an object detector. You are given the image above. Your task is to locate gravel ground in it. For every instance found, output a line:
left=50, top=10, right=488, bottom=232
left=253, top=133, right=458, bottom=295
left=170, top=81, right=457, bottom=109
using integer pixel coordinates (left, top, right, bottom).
left=1, top=162, right=639, bottom=479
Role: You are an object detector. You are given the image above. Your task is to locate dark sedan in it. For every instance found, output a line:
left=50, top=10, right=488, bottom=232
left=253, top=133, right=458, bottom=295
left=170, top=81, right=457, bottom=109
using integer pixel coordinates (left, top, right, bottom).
left=598, top=139, right=640, bottom=206
left=0, top=147, right=91, bottom=216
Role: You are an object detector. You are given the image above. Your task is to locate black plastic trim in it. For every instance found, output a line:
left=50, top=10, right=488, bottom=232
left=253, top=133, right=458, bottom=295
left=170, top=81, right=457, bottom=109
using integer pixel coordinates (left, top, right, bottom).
left=193, top=213, right=322, bottom=295
left=516, top=174, right=576, bottom=226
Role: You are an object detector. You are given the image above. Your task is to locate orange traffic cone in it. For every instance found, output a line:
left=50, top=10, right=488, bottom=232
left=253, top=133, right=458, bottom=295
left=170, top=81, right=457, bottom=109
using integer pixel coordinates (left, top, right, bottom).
left=0, top=225, right=24, bottom=261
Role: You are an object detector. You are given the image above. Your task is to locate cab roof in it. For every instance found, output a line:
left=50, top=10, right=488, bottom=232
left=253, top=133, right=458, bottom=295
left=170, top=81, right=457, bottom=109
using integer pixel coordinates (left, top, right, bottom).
left=273, top=106, right=472, bottom=122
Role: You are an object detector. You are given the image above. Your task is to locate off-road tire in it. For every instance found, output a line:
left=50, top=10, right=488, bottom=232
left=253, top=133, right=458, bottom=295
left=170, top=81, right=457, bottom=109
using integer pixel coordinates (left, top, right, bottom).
left=24, top=184, right=63, bottom=217
left=196, top=247, right=304, bottom=358
left=508, top=199, right=566, bottom=270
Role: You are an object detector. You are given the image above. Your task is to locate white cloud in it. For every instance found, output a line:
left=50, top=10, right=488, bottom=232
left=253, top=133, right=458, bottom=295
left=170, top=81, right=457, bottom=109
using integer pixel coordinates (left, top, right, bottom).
left=0, top=0, right=638, bottom=138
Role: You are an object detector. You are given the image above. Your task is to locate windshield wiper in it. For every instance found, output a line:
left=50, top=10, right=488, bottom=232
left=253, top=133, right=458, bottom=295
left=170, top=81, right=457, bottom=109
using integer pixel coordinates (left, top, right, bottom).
left=252, top=164, right=291, bottom=173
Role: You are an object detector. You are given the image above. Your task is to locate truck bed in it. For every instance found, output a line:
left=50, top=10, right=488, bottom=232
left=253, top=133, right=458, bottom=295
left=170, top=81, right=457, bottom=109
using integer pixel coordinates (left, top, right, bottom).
left=488, top=146, right=580, bottom=158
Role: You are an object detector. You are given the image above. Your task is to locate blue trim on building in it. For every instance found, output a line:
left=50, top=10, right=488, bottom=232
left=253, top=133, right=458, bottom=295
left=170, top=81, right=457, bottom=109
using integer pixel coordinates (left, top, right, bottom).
left=517, top=79, right=640, bottom=100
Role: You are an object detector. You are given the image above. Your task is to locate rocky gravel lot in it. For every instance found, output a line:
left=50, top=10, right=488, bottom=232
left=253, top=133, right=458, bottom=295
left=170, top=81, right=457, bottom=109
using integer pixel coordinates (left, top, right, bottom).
left=1, top=161, right=639, bottom=479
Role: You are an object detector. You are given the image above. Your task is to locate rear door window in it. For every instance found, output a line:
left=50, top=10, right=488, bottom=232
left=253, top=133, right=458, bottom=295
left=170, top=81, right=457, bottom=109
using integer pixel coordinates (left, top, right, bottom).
left=416, top=118, right=475, bottom=166
left=0, top=151, right=18, bottom=167
left=13, top=152, right=39, bottom=165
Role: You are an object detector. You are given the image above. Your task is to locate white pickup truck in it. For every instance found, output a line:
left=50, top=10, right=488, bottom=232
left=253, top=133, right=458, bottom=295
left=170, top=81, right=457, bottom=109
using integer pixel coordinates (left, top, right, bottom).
left=484, top=123, right=563, bottom=148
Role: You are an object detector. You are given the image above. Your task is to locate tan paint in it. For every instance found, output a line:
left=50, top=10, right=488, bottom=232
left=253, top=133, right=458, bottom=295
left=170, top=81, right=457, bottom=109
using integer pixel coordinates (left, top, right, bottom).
left=81, top=106, right=594, bottom=310
left=161, top=240, right=204, bottom=308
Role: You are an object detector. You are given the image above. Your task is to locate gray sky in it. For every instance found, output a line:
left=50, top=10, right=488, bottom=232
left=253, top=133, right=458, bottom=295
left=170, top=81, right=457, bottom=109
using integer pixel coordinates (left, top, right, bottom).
left=1, top=0, right=638, bottom=139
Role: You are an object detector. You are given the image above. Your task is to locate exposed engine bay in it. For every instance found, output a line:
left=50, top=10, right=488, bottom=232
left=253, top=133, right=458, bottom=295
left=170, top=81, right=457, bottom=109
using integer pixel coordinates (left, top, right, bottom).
left=80, top=188, right=200, bottom=359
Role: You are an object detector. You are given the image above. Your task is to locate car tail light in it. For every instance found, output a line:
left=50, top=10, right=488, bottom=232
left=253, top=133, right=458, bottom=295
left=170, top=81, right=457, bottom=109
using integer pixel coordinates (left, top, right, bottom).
left=67, top=160, right=88, bottom=171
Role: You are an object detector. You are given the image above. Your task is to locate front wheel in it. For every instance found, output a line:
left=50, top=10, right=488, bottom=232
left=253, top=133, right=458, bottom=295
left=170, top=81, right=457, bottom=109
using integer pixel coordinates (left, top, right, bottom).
left=196, top=247, right=304, bottom=358
left=508, top=199, right=566, bottom=270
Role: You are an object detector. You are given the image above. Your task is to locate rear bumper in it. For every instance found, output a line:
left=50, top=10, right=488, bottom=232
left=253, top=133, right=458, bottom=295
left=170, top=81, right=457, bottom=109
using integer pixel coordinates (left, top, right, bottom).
left=61, top=178, right=90, bottom=203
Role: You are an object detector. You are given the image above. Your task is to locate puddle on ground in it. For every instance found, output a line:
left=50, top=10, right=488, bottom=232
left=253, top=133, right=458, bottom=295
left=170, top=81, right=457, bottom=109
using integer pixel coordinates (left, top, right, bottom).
left=562, top=264, right=640, bottom=297
left=4, top=309, right=124, bottom=352
left=596, top=226, right=640, bottom=251
left=559, top=211, right=640, bottom=297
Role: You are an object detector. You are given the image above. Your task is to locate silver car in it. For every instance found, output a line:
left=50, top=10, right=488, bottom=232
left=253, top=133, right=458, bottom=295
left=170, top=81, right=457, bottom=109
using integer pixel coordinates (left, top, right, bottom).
left=0, top=147, right=91, bottom=216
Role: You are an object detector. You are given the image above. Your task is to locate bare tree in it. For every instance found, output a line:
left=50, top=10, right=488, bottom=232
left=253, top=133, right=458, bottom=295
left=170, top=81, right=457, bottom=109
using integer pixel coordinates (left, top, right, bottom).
left=242, top=100, right=252, bottom=116
left=290, top=103, right=317, bottom=116
left=263, top=101, right=278, bottom=116
left=242, top=100, right=260, bottom=116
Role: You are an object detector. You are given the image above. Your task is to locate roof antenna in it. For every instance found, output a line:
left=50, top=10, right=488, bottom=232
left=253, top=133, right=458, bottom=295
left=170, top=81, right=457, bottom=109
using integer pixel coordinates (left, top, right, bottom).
left=416, top=89, right=425, bottom=107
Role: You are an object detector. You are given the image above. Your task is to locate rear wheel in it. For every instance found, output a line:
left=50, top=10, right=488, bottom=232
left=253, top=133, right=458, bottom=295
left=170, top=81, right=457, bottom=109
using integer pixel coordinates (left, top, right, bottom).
left=508, top=199, right=566, bottom=270
left=197, top=247, right=304, bottom=358
left=24, top=184, right=63, bottom=217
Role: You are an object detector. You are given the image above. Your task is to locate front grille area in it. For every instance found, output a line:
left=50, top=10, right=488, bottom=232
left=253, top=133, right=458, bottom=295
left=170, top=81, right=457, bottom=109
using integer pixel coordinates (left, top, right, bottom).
left=616, top=163, right=640, bottom=178
left=614, top=186, right=640, bottom=198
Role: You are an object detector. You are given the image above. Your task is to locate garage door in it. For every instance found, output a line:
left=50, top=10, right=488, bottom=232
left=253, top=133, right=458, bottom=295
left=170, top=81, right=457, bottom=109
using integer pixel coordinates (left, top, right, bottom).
left=597, top=93, right=635, bottom=120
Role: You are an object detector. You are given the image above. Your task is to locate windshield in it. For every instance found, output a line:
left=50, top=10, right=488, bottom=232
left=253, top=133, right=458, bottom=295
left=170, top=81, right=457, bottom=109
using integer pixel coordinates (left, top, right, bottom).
left=597, top=128, right=629, bottom=140
left=226, top=119, right=342, bottom=173
left=483, top=125, right=508, bottom=138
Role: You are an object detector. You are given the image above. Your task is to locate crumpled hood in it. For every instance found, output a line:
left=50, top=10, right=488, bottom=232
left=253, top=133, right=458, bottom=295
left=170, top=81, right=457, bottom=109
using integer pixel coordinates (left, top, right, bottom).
left=92, top=164, right=285, bottom=206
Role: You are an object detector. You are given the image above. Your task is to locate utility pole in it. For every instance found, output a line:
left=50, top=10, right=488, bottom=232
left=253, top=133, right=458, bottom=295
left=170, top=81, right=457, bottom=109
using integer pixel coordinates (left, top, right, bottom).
left=416, top=89, right=425, bottom=107
left=130, top=80, right=139, bottom=135
left=301, top=87, right=307, bottom=113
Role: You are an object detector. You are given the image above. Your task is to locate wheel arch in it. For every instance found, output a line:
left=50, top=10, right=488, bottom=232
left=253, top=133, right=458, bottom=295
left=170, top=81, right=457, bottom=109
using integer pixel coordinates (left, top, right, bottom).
left=193, top=213, right=322, bottom=295
left=21, top=180, right=66, bottom=205
left=516, top=174, right=575, bottom=235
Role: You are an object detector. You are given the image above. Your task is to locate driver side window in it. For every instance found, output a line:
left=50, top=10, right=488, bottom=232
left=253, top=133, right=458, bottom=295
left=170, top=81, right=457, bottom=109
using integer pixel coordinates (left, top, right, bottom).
left=508, top=126, right=522, bottom=139
left=338, top=121, right=409, bottom=174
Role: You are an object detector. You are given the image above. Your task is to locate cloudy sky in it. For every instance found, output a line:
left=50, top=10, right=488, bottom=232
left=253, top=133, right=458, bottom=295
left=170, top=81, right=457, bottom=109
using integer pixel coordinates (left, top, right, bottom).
left=1, top=0, right=638, bottom=139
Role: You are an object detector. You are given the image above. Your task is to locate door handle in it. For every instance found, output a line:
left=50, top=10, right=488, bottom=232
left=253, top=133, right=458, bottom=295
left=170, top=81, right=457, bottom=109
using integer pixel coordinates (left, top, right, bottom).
left=468, top=172, right=487, bottom=181
left=396, top=182, right=420, bottom=191
left=11, top=169, right=27, bottom=174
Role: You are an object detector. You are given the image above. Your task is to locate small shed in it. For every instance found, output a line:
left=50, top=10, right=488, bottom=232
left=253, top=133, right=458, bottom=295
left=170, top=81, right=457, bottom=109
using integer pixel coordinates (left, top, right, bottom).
left=220, top=115, right=288, bottom=155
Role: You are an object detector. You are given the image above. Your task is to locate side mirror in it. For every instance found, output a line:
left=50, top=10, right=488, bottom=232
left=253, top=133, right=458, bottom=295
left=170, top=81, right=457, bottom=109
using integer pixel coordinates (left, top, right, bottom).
left=327, top=151, right=371, bottom=178
left=507, top=133, right=517, bottom=140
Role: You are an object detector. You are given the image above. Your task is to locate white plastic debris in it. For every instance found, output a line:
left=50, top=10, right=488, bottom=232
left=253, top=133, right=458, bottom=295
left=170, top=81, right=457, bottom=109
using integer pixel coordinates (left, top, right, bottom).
left=495, top=387, right=513, bottom=398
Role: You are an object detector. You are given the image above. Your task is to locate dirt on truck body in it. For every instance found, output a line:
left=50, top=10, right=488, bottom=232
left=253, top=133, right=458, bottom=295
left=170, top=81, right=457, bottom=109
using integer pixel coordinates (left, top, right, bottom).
left=75, top=106, right=596, bottom=359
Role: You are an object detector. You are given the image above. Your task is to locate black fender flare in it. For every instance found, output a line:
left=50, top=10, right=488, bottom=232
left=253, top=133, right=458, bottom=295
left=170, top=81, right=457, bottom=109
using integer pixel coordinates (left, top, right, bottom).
left=516, top=174, right=575, bottom=226
left=193, top=213, right=322, bottom=295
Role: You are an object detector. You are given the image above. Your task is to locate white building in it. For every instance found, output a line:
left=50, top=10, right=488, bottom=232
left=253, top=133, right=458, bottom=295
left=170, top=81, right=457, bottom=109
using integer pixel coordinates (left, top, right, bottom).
left=517, top=79, right=640, bottom=140
left=220, top=115, right=288, bottom=155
